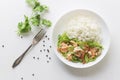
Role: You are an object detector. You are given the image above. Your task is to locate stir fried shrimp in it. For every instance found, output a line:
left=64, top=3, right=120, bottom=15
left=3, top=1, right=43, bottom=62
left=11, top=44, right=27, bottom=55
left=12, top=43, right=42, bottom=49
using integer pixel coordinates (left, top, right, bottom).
left=57, top=33, right=103, bottom=64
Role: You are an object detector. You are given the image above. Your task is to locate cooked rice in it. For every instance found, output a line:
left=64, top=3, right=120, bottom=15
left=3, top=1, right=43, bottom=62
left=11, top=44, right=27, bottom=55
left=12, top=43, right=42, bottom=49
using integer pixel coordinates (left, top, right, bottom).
left=66, top=15, right=101, bottom=43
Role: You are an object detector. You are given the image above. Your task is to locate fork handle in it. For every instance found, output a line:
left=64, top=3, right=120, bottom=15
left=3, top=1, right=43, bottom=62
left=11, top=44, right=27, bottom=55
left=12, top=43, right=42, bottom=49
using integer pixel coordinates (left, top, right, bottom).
left=12, top=44, right=33, bottom=68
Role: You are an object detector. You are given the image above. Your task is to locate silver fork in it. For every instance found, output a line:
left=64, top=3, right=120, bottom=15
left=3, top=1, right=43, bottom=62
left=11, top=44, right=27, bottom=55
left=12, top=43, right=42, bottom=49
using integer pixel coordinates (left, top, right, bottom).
left=12, top=28, right=46, bottom=68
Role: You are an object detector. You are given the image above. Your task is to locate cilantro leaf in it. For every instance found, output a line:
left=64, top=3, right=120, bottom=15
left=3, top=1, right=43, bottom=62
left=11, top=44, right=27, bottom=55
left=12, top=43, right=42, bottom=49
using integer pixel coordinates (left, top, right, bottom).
left=58, top=32, right=70, bottom=47
left=41, top=19, right=51, bottom=27
left=17, top=16, right=31, bottom=34
left=85, top=54, right=89, bottom=63
left=26, top=0, right=48, bottom=12
left=26, top=0, right=38, bottom=8
left=17, top=0, right=52, bottom=35
left=30, top=14, right=40, bottom=26
left=33, top=4, right=48, bottom=12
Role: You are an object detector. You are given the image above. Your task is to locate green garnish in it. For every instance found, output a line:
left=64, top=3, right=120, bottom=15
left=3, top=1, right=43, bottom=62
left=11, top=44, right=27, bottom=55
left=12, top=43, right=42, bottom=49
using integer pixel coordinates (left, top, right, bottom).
left=17, top=16, right=31, bottom=34
left=34, top=4, right=48, bottom=12
left=41, top=19, right=52, bottom=27
left=17, top=0, right=52, bottom=35
left=26, top=0, right=48, bottom=12
left=30, top=14, right=40, bottom=26
left=26, top=0, right=37, bottom=8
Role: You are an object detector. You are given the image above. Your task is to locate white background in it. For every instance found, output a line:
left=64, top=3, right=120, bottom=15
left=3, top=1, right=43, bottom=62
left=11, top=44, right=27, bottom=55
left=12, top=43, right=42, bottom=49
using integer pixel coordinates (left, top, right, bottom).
left=0, top=0, right=120, bottom=80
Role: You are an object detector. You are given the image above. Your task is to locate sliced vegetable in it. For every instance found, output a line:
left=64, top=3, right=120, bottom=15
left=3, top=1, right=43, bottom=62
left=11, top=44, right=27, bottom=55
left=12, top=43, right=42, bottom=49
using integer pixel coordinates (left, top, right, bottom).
left=26, top=0, right=37, bottom=8
left=72, top=55, right=82, bottom=63
left=58, top=32, right=70, bottom=47
left=86, top=40, right=103, bottom=49
left=88, top=57, right=96, bottom=62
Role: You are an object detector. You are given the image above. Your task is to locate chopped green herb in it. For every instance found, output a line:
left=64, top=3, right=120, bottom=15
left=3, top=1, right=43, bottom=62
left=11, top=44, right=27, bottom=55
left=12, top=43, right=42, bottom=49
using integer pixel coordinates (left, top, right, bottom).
left=34, top=5, right=48, bottom=12
left=26, top=0, right=48, bottom=12
left=17, top=0, right=52, bottom=35
left=17, top=16, right=31, bottom=34
left=30, top=14, right=40, bottom=26
left=42, top=19, right=52, bottom=27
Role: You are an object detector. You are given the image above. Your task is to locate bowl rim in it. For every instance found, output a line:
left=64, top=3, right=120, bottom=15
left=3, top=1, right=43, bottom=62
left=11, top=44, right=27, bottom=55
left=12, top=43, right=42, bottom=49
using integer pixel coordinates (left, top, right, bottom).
left=51, top=9, right=111, bottom=68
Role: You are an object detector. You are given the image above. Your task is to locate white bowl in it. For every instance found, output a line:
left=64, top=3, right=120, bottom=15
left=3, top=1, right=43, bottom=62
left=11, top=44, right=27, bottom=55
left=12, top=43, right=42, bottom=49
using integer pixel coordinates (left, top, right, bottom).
left=52, top=9, right=110, bottom=68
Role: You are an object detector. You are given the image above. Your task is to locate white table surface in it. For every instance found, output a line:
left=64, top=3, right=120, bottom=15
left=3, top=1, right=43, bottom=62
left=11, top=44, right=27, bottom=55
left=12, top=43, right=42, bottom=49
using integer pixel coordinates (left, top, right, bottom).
left=0, top=0, right=120, bottom=80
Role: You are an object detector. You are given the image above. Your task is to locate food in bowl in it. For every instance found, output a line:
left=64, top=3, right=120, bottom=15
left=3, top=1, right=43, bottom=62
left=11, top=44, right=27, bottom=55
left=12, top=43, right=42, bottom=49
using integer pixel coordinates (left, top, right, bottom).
left=52, top=9, right=110, bottom=68
left=57, top=15, right=103, bottom=64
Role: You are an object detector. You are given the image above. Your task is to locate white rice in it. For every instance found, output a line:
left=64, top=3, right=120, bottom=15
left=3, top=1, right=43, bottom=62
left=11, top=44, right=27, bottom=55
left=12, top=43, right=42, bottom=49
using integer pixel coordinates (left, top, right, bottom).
left=66, top=15, right=101, bottom=43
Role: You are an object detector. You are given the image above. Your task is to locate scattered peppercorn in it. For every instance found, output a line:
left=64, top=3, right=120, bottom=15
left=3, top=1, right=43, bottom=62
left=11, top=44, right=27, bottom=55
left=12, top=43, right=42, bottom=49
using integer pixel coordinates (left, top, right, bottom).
left=45, top=35, right=47, bottom=38
left=49, top=57, right=51, bottom=60
left=37, top=57, right=39, bottom=60
left=2, top=45, right=4, bottom=48
left=21, top=36, right=23, bottom=39
left=46, top=55, right=48, bottom=57
left=43, top=40, right=45, bottom=43
left=43, top=49, right=45, bottom=52
left=32, top=74, right=35, bottom=76
left=33, top=57, right=35, bottom=59
left=48, top=38, right=50, bottom=40
left=50, top=46, right=52, bottom=48
left=40, top=50, right=42, bottom=52
left=43, top=44, right=45, bottom=47
left=47, top=49, right=49, bottom=53
left=21, top=77, right=23, bottom=80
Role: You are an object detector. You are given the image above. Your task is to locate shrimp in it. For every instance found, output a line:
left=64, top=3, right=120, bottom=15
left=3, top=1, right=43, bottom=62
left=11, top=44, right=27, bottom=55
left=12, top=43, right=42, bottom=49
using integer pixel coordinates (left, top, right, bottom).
left=66, top=54, right=72, bottom=61
left=70, top=40, right=78, bottom=47
left=90, top=48, right=97, bottom=58
left=74, top=47, right=82, bottom=53
left=58, top=42, right=68, bottom=53
left=74, top=52, right=81, bottom=58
